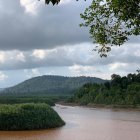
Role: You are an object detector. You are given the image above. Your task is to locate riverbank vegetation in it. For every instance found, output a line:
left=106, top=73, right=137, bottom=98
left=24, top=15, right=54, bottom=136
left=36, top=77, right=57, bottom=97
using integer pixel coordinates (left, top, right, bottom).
left=0, top=96, right=55, bottom=106
left=68, top=72, right=140, bottom=107
left=0, top=103, right=65, bottom=130
left=0, top=96, right=70, bottom=106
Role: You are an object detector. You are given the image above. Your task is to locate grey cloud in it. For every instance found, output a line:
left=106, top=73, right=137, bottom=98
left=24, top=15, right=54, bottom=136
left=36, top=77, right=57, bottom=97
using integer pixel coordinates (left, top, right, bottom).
left=0, top=0, right=90, bottom=51
left=0, top=0, right=139, bottom=51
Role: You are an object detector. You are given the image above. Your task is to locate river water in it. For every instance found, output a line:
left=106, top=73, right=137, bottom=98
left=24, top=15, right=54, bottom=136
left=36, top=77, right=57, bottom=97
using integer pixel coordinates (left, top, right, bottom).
left=0, top=104, right=140, bottom=140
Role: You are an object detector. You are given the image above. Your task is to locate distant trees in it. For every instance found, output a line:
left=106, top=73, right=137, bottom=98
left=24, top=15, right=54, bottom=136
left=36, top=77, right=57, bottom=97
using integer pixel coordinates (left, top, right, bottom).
left=70, top=71, right=140, bottom=106
left=0, top=97, right=55, bottom=106
left=2, top=76, right=105, bottom=96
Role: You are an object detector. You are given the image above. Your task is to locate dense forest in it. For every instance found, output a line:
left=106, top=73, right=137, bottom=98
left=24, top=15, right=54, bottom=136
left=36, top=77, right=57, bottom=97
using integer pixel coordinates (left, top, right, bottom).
left=1, top=75, right=107, bottom=96
left=69, top=72, right=140, bottom=106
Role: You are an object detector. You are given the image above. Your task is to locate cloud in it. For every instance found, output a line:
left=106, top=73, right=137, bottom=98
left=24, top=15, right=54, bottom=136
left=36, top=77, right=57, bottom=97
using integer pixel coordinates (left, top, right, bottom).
left=0, top=0, right=90, bottom=51
left=0, top=43, right=139, bottom=73
left=0, top=72, right=8, bottom=81
left=109, top=63, right=128, bottom=71
left=69, top=64, right=97, bottom=76
left=24, top=68, right=41, bottom=78
left=0, top=52, right=5, bottom=63
left=32, top=49, right=47, bottom=59
left=20, top=0, right=40, bottom=15
left=60, top=0, right=71, bottom=5
left=68, top=64, right=114, bottom=79
left=134, top=50, right=140, bottom=57
left=16, top=52, right=26, bottom=62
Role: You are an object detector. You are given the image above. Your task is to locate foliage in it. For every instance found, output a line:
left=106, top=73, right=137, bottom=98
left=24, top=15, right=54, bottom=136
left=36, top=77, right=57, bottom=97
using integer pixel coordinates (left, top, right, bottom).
left=0, top=96, right=55, bottom=106
left=38, top=0, right=60, bottom=5
left=80, top=0, right=140, bottom=57
left=0, top=103, right=65, bottom=130
left=70, top=72, right=140, bottom=106
left=43, top=0, right=60, bottom=5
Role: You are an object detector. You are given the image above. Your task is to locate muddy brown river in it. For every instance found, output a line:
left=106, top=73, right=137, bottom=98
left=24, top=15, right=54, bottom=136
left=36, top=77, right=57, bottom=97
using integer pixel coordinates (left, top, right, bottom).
left=0, top=104, right=140, bottom=140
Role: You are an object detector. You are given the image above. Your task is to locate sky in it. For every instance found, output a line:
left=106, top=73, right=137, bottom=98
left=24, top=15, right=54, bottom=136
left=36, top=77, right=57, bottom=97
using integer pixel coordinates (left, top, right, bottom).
left=0, top=0, right=139, bottom=88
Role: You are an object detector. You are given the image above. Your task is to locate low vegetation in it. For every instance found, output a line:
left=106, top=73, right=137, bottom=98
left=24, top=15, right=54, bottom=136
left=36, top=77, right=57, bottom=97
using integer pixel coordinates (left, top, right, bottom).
left=0, top=96, right=55, bottom=106
left=0, top=103, right=65, bottom=130
left=0, top=96, right=69, bottom=106
left=69, top=72, right=140, bottom=107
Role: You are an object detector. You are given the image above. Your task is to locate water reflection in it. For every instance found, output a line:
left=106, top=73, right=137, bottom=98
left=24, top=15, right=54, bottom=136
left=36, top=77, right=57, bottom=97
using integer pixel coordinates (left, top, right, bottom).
left=0, top=104, right=140, bottom=140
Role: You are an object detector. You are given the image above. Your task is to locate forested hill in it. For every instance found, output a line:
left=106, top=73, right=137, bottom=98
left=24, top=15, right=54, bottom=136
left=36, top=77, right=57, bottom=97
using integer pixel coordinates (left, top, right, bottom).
left=1, top=75, right=107, bottom=96
left=69, top=72, right=140, bottom=106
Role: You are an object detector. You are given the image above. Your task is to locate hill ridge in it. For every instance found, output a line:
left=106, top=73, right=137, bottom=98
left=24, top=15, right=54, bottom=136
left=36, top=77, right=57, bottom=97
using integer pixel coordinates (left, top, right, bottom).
left=1, top=75, right=107, bottom=96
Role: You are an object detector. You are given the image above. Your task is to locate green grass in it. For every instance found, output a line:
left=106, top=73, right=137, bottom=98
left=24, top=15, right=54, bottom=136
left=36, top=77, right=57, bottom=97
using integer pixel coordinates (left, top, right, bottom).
left=0, top=103, right=65, bottom=130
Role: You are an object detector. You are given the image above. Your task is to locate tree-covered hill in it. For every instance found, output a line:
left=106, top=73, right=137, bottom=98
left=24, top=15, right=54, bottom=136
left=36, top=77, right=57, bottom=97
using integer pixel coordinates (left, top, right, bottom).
left=69, top=72, right=140, bottom=106
left=1, top=75, right=107, bottom=96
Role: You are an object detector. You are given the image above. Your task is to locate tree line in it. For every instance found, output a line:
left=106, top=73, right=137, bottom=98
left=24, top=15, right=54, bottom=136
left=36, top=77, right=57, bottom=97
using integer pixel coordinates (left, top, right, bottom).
left=69, top=71, right=140, bottom=106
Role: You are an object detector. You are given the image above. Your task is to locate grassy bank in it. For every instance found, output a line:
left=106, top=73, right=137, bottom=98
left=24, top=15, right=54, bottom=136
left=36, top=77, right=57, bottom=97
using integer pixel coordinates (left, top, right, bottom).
left=0, top=103, right=65, bottom=130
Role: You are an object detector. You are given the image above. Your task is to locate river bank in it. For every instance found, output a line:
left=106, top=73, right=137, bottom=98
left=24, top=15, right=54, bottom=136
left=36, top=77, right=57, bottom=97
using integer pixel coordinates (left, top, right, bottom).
left=57, top=102, right=140, bottom=111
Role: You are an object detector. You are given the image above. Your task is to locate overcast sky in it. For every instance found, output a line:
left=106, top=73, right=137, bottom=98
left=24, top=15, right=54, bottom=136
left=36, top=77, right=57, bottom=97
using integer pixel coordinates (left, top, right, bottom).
left=0, top=0, right=139, bottom=88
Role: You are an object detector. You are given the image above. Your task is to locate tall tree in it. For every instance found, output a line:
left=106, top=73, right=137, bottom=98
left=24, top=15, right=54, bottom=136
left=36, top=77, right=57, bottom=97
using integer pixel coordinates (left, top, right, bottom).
left=80, top=0, right=140, bottom=57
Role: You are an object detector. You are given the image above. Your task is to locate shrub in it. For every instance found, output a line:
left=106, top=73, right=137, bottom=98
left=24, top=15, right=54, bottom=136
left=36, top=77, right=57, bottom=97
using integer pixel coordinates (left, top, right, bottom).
left=0, top=103, right=65, bottom=130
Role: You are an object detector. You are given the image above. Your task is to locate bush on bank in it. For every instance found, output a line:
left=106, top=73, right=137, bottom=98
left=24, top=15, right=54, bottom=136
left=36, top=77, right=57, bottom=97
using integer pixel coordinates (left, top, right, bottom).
left=0, top=103, right=65, bottom=130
